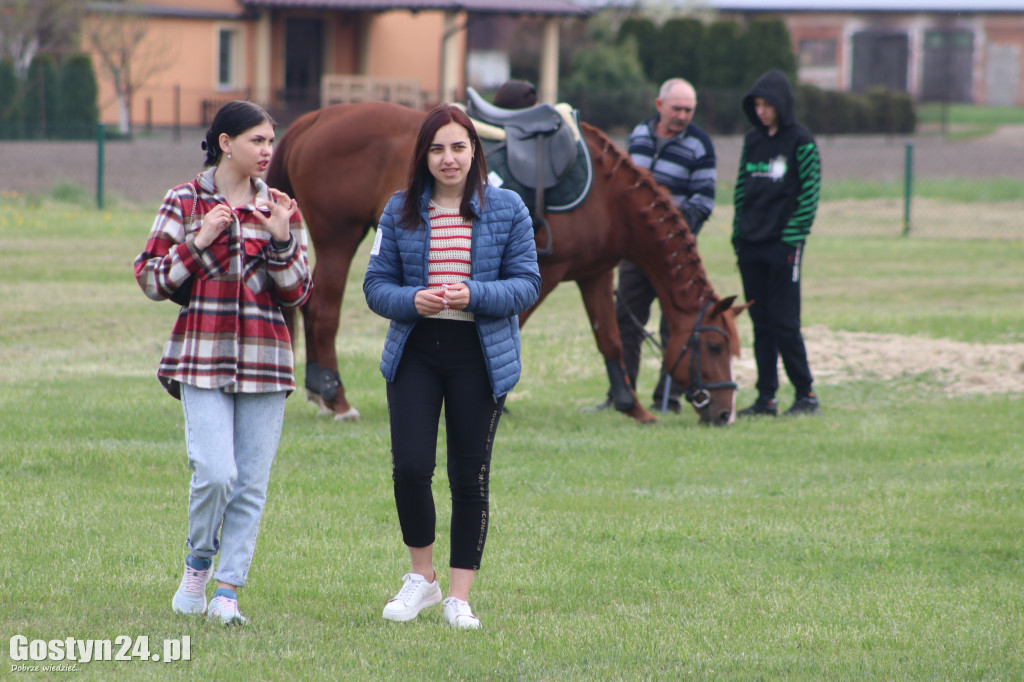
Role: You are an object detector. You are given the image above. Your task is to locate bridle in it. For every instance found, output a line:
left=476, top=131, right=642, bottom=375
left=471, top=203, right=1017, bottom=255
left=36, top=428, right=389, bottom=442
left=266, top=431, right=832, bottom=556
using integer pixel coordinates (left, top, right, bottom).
left=619, top=294, right=737, bottom=410
left=665, top=300, right=737, bottom=409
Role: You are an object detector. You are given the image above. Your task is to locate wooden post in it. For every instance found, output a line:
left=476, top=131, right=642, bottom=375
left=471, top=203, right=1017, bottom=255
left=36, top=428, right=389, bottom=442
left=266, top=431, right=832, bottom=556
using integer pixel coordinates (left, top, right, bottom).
left=254, top=9, right=272, bottom=105
left=440, top=11, right=463, bottom=104
left=539, top=18, right=560, bottom=104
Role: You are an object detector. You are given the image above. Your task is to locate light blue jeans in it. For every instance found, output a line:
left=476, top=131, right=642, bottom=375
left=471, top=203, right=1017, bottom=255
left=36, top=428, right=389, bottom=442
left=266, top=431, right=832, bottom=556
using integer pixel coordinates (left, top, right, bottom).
left=180, top=385, right=286, bottom=587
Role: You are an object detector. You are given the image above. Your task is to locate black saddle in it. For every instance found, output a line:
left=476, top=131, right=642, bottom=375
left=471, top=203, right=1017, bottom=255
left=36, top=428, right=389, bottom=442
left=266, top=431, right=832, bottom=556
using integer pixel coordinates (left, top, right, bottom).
left=465, top=87, right=578, bottom=191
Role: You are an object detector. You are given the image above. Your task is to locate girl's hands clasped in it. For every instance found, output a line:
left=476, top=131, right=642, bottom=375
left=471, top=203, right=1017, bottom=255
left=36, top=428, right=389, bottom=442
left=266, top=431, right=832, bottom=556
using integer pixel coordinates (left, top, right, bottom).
left=442, top=282, right=469, bottom=310
left=414, top=282, right=470, bottom=316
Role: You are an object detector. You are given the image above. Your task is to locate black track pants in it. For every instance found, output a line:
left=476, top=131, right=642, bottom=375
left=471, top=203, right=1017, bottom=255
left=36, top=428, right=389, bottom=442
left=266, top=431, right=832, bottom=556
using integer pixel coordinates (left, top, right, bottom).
left=736, top=241, right=814, bottom=398
left=386, top=319, right=505, bottom=570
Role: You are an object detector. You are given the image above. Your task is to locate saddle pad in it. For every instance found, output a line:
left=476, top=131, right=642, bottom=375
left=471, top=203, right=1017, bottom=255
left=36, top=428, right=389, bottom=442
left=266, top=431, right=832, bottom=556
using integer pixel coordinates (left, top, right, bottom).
left=484, top=136, right=593, bottom=214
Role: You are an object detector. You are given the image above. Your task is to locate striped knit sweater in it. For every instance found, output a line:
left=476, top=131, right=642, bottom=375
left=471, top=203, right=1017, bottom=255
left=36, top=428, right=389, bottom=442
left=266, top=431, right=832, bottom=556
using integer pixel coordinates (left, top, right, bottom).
left=427, top=201, right=474, bottom=321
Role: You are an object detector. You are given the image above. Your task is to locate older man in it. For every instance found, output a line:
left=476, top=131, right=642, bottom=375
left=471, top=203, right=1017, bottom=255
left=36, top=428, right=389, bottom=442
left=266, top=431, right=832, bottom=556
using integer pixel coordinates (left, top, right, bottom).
left=590, top=78, right=717, bottom=414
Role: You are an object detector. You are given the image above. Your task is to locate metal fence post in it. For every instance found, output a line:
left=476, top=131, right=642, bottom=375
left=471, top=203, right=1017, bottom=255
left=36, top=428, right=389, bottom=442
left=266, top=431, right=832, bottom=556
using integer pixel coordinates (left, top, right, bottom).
left=902, top=142, right=913, bottom=237
left=174, top=84, right=181, bottom=142
left=96, top=123, right=105, bottom=209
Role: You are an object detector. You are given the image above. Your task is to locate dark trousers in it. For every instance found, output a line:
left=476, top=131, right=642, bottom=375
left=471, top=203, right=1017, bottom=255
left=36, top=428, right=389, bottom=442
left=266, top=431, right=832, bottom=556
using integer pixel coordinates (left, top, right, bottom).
left=613, top=260, right=684, bottom=405
left=736, top=241, right=814, bottom=398
left=386, top=319, right=505, bottom=571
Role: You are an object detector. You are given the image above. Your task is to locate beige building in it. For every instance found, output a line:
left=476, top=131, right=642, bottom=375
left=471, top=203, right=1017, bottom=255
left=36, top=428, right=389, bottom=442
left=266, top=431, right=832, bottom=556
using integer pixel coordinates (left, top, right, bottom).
left=83, top=0, right=589, bottom=130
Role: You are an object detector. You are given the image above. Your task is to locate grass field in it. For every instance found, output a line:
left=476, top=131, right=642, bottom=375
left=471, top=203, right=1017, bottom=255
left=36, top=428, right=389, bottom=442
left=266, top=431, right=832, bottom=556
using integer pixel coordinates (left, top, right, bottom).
left=1, top=200, right=1023, bottom=680
left=916, top=102, right=1024, bottom=128
left=915, top=102, right=1024, bottom=140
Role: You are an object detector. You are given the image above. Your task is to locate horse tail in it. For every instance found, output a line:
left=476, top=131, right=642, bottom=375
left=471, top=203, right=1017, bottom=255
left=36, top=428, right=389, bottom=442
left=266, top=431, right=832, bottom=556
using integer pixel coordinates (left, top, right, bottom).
left=267, top=109, right=324, bottom=197
left=266, top=110, right=327, bottom=361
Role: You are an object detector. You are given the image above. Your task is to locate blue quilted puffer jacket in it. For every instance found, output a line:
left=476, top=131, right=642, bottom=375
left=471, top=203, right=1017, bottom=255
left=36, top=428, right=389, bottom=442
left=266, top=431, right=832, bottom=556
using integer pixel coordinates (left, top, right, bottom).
left=363, top=183, right=542, bottom=399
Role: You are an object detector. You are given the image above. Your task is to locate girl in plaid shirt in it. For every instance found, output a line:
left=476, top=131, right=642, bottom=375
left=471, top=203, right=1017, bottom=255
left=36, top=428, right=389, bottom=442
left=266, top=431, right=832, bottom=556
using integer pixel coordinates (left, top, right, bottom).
left=134, top=101, right=312, bottom=625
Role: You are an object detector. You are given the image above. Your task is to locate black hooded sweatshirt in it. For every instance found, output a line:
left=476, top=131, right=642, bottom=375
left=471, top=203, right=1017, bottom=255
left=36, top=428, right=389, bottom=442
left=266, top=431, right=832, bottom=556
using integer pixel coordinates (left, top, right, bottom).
left=732, top=70, right=821, bottom=248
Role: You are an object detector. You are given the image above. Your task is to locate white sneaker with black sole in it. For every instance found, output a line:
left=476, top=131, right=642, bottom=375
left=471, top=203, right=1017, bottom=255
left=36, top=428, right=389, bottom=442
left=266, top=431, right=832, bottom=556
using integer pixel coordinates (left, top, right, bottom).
left=382, top=573, right=442, bottom=622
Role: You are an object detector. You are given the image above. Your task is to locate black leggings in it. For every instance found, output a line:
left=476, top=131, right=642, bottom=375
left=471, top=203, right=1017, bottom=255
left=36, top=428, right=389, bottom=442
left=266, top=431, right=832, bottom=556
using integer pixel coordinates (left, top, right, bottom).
left=386, top=319, right=505, bottom=570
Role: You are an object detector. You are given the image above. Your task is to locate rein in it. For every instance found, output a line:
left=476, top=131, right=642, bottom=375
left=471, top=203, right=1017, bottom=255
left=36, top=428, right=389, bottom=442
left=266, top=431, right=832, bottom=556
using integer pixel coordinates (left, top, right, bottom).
left=617, top=293, right=737, bottom=410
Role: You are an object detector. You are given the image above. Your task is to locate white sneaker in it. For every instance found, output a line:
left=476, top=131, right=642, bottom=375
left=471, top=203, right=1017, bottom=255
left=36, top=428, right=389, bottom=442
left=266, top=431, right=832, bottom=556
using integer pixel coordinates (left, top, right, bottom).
left=171, top=559, right=211, bottom=616
left=207, top=594, right=248, bottom=626
left=382, top=573, right=442, bottom=622
left=442, top=597, right=481, bottom=629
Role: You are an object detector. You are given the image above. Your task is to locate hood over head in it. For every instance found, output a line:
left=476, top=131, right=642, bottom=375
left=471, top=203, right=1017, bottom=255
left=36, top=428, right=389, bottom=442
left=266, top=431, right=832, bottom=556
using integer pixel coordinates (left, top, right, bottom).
left=742, top=69, right=795, bottom=132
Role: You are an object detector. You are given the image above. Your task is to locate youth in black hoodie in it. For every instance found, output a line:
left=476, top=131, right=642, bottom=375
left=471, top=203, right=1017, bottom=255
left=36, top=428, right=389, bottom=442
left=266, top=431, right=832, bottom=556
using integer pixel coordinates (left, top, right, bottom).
left=732, top=69, right=822, bottom=417
left=733, top=69, right=821, bottom=247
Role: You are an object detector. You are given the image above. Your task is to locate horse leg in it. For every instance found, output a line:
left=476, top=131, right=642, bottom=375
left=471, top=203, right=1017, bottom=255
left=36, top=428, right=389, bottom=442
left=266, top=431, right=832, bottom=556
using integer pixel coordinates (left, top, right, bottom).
left=281, top=304, right=318, bottom=404
left=306, top=237, right=363, bottom=422
left=519, top=264, right=566, bottom=327
left=576, top=270, right=656, bottom=424
left=299, top=297, right=320, bottom=402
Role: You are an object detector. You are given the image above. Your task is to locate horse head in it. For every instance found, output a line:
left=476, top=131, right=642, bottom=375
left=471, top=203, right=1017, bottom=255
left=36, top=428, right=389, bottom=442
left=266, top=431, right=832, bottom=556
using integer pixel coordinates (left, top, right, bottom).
left=660, top=295, right=751, bottom=426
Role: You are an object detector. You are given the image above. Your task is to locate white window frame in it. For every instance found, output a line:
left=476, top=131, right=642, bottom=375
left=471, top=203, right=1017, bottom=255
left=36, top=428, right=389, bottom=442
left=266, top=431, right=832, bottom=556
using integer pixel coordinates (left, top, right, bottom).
left=216, top=25, right=243, bottom=91
left=799, top=38, right=838, bottom=68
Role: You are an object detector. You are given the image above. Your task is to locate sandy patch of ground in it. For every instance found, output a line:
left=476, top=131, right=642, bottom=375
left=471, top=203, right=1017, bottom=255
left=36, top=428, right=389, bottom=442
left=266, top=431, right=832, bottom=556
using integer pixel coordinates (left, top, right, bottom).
left=731, top=325, right=1024, bottom=397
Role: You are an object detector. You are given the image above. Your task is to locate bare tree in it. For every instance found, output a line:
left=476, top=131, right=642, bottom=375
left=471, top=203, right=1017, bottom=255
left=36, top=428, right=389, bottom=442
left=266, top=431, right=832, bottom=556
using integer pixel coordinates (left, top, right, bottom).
left=83, top=1, right=175, bottom=135
left=0, top=0, right=86, bottom=76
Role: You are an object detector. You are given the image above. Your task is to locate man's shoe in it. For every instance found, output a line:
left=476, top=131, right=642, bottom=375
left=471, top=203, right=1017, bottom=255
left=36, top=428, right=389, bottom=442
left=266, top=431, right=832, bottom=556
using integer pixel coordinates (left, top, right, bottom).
left=442, top=597, right=481, bottom=629
left=581, top=398, right=614, bottom=413
left=171, top=555, right=211, bottom=616
left=785, top=394, right=821, bottom=416
left=737, top=396, right=778, bottom=418
left=207, top=589, right=248, bottom=626
left=382, top=573, right=442, bottom=622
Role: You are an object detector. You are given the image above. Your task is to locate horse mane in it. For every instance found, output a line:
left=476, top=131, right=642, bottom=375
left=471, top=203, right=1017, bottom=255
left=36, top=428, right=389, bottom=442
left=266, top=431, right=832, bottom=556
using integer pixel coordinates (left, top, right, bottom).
left=580, top=122, right=716, bottom=310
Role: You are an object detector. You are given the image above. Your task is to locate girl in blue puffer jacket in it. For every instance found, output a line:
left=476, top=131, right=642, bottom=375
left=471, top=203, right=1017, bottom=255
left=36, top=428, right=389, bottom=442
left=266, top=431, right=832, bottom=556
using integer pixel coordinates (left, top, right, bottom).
left=363, top=105, right=541, bottom=629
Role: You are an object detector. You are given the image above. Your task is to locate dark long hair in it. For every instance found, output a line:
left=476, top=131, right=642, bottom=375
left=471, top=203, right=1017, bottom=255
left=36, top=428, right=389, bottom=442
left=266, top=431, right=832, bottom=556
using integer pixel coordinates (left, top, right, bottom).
left=398, top=105, right=488, bottom=230
left=201, top=100, right=277, bottom=167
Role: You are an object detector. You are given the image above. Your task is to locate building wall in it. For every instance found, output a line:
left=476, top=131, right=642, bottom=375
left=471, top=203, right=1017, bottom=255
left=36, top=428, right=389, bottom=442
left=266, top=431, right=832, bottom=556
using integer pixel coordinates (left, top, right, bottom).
left=364, top=11, right=461, bottom=105
left=981, top=15, right=1024, bottom=105
left=85, top=13, right=250, bottom=129
left=325, top=13, right=363, bottom=75
left=786, top=14, right=849, bottom=91
left=723, top=9, right=1024, bottom=106
left=83, top=4, right=460, bottom=129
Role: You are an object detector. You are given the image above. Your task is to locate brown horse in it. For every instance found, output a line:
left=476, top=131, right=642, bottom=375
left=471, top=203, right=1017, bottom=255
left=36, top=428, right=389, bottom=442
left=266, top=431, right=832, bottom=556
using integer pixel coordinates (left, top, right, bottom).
left=267, top=101, right=748, bottom=425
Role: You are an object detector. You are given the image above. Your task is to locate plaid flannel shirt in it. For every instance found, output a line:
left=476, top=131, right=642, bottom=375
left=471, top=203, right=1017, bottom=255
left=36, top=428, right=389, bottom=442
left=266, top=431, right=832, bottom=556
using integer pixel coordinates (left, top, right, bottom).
left=134, top=167, right=313, bottom=397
